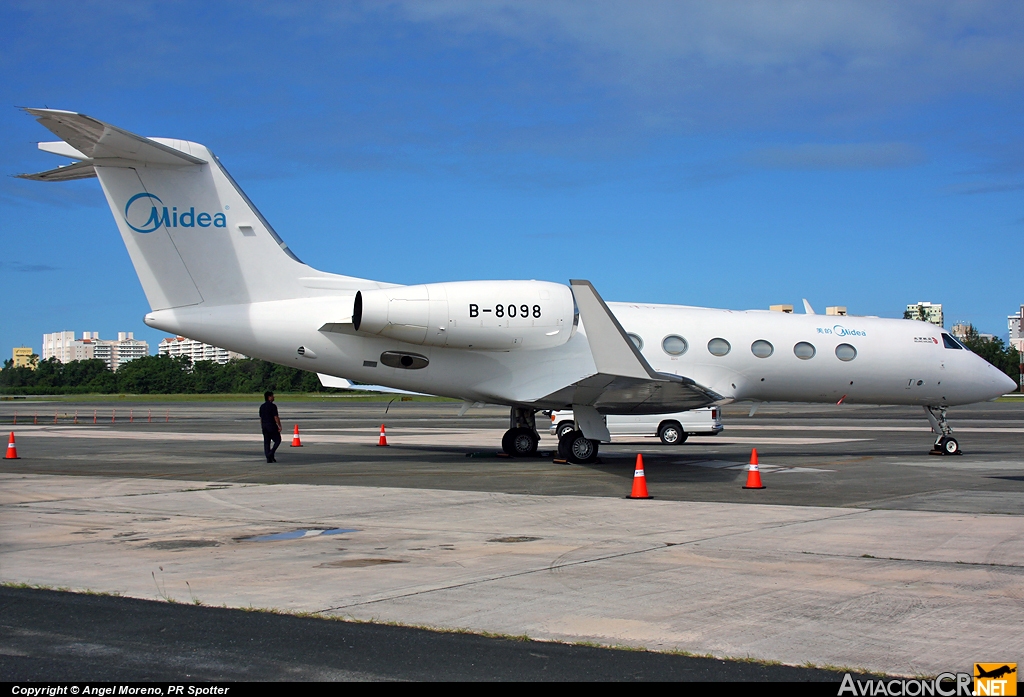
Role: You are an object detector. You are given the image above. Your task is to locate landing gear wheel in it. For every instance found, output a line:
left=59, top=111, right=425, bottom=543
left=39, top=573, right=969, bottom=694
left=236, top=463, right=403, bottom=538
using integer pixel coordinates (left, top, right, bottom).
left=939, top=436, right=960, bottom=455
left=559, top=430, right=599, bottom=464
left=502, top=427, right=538, bottom=457
left=658, top=422, right=687, bottom=445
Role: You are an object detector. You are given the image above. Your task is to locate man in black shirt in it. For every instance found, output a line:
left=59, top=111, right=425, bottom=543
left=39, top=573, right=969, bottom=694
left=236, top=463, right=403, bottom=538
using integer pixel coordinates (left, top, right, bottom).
left=259, top=391, right=282, bottom=463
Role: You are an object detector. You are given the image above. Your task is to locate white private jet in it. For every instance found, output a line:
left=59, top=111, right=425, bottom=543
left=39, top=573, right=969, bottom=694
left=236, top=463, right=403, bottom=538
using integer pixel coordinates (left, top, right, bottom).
left=19, top=109, right=1016, bottom=462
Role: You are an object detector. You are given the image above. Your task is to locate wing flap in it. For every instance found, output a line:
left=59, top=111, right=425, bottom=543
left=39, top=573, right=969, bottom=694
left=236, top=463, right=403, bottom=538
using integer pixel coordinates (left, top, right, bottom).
left=540, top=374, right=720, bottom=414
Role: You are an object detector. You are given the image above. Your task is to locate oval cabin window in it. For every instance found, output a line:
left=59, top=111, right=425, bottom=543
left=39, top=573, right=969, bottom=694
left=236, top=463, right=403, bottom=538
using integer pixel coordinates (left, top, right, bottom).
left=662, top=335, right=688, bottom=356
left=793, top=342, right=816, bottom=360
left=708, top=338, right=731, bottom=357
left=751, top=340, right=774, bottom=358
left=835, top=344, right=857, bottom=362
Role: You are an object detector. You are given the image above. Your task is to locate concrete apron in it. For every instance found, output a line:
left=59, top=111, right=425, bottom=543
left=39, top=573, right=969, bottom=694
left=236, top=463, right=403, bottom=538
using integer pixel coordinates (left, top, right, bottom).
left=1, top=473, right=1021, bottom=676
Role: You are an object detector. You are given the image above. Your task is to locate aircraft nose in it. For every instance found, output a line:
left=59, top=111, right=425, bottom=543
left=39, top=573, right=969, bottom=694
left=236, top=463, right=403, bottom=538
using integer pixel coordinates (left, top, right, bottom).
left=998, top=370, right=1019, bottom=396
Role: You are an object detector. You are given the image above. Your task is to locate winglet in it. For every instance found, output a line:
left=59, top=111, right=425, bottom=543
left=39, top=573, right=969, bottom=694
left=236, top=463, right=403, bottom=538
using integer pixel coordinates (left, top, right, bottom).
left=569, top=279, right=658, bottom=381
left=802, top=298, right=816, bottom=315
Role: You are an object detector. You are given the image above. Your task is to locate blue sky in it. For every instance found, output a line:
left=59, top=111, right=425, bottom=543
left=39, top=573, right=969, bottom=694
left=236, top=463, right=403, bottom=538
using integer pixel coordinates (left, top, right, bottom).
left=2, top=1, right=1023, bottom=356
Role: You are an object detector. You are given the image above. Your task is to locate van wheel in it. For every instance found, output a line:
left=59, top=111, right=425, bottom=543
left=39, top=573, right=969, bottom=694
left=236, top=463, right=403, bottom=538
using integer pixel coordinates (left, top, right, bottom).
left=556, top=421, right=576, bottom=439
left=658, top=422, right=687, bottom=445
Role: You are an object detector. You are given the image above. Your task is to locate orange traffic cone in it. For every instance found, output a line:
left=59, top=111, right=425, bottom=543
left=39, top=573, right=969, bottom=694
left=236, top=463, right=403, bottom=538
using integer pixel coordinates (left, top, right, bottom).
left=5, top=432, right=20, bottom=460
left=378, top=424, right=388, bottom=447
left=290, top=424, right=303, bottom=447
left=743, top=448, right=766, bottom=489
left=628, top=454, right=653, bottom=499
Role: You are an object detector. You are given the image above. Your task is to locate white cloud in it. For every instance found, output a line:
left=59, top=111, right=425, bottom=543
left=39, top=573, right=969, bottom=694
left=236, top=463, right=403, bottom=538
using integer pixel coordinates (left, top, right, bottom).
left=394, top=1, right=1024, bottom=131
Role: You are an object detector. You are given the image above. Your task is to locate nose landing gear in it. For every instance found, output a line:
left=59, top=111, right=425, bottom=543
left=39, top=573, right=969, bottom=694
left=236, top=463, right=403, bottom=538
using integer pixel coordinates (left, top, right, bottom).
left=924, top=406, right=961, bottom=456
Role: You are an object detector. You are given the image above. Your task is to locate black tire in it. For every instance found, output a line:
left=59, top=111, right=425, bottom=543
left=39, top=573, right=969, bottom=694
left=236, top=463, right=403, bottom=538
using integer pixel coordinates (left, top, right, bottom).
left=557, top=430, right=574, bottom=459
left=556, top=421, right=576, bottom=439
left=658, top=421, right=687, bottom=445
left=561, top=430, right=599, bottom=464
left=941, top=436, right=959, bottom=455
left=502, top=427, right=538, bottom=457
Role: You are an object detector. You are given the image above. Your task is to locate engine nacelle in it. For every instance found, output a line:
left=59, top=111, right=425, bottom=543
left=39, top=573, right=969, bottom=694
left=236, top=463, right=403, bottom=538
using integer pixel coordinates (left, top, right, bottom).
left=354, top=280, right=576, bottom=351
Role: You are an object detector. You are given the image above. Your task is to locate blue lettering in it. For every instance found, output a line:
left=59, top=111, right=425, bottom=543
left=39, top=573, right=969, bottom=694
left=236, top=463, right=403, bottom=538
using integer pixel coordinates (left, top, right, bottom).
left=124, top=193, right=226, bottom=232
left=146, top=206, right=170, bottom=231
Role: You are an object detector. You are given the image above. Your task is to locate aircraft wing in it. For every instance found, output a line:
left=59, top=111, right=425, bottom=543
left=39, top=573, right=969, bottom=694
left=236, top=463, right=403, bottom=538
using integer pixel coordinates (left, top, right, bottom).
left=538, top=280, right=722, bottom=414
left=317, top=373, right=428, bottom=396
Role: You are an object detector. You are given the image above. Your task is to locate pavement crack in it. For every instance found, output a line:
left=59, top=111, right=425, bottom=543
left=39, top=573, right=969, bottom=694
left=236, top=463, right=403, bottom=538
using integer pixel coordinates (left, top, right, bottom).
left=800, top=550, right=1024, bottom=570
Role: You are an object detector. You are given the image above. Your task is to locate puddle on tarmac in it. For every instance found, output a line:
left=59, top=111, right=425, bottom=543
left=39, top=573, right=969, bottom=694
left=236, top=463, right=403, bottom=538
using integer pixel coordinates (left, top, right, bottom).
left=488, top=536, right=541, bottom=543
left=144, top=539, right=220, bottom=550
left=316, top=559, right=406, bottom=568
left=239, top=528, right=360, bottom=542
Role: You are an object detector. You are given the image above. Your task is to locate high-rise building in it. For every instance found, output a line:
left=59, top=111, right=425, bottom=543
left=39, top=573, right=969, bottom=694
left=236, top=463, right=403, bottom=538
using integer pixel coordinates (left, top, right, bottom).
left=1009, top=305, right=1024, bottom=354
left=113, top=332, right=149, bottom=369
left=905, top=302, right=943, bottom=327
left=41, top=331, right=149, bottom=371
left=11, top=347, right=36, bottom=369
left=158, top=336, right=246, bottom=364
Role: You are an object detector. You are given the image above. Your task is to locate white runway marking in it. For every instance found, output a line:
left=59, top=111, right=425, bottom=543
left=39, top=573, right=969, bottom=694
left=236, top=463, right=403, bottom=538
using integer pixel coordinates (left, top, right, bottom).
left=10, top=426, right=869, bottom=448
left=725, top=424, right=1024, bottom=433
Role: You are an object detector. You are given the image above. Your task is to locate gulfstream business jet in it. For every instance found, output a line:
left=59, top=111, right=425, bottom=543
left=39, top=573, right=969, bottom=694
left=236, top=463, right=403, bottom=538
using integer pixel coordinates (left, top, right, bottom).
left=18, top=109, right=1016, bottom=462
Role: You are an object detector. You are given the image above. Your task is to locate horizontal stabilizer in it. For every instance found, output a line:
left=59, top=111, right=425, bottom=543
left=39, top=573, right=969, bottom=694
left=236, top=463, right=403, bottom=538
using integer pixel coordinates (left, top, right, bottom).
left=22, top=108, right=206, bottom=166
left=17, top=160, right=97, bottom=182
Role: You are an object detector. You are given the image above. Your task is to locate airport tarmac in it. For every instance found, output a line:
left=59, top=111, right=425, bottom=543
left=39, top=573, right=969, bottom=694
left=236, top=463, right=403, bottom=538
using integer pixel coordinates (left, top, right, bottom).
left=1, top=399, right=1022, bottom=677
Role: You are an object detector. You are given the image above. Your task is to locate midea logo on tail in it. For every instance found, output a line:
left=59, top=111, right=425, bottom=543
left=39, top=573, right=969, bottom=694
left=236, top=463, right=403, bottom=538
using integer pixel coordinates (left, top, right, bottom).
left=124, top=193, right=227, bottom=233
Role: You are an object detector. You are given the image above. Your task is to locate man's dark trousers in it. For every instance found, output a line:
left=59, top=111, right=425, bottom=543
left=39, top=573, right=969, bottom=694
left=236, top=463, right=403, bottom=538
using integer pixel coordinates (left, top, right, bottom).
left=263, top=428, right=281, bottom=462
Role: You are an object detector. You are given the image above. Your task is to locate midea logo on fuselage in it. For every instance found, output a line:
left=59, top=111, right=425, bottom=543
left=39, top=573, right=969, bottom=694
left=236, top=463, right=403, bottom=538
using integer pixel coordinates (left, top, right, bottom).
left=124, top=193, right=226, bottom=233
left=816, top=325, right=867, bottom=337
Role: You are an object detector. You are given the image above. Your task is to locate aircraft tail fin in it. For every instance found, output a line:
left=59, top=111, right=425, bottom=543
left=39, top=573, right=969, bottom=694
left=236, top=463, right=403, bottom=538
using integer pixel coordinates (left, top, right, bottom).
left=19, top=108, right=363, bottom=311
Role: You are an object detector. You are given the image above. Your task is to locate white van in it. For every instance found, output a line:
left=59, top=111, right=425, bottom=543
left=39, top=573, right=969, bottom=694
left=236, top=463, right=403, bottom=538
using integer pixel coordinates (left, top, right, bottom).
left=547, top=408, right=723, bottom=444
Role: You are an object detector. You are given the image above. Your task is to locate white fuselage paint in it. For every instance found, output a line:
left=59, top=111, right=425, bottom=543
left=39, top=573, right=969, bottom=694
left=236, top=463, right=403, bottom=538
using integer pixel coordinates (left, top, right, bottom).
left=20, top=111, right=1012, bottom=415
left=145, top=296, right=1015, bottom=410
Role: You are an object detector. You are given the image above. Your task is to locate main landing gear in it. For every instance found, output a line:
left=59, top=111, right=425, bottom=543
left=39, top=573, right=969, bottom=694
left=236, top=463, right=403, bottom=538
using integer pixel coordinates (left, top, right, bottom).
left=924, top=406, right=961, bottom=456
left=501, top=407, right=540, bottom=457
left=500, top=407, right=601, bottom=463
left=557, top=429, right=599, bottom=464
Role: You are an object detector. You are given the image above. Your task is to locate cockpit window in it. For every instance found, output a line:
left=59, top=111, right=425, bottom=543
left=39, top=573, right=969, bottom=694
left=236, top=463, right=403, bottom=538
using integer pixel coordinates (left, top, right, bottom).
left=941, top=333, right=962, bottom=350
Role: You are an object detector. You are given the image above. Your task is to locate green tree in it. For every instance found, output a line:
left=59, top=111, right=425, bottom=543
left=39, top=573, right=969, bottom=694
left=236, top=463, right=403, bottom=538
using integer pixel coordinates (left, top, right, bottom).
left=62, top=359, right=116, bottom=393
left=116, top=354, right=194, bottom=394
